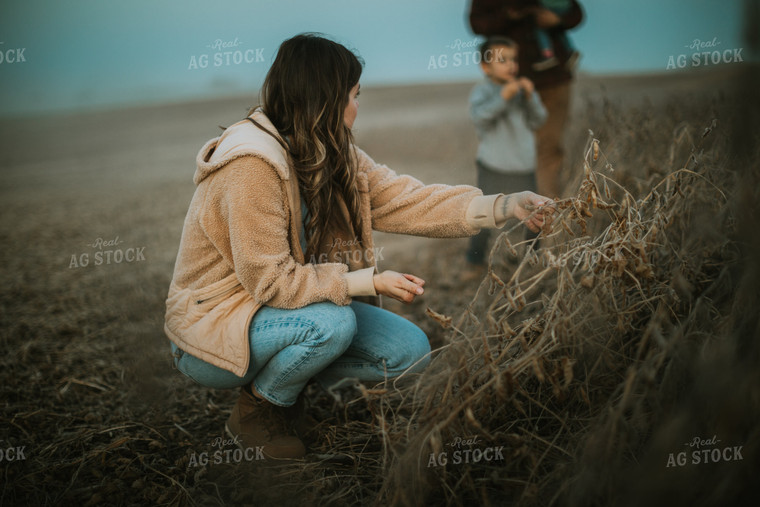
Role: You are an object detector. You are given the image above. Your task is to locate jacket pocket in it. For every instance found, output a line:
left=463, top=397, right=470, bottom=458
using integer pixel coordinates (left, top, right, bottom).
left=192, top=274, right=242, bottom=305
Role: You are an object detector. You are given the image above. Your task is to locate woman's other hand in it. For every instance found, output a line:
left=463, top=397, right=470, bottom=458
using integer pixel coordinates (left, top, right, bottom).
left=373, top=271, right=425, bottom=304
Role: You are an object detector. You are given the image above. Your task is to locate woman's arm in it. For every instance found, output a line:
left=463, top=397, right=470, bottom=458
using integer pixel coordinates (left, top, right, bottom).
left=494, top=191, right=553, bottom=232
left=373, top=271, right=425, bottom=304
left=358, top=148, right=550, bottom=237
left=359, top=148, right=483, bottom=237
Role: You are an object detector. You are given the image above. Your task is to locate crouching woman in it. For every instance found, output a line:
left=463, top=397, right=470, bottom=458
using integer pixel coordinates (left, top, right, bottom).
left=164, top=33, right=552, bottom=460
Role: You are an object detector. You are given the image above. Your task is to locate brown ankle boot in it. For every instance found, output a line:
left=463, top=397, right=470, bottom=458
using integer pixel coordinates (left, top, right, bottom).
left=225, top=388, right=306, bottom=460
left=283, top=395, right=322, bottom=446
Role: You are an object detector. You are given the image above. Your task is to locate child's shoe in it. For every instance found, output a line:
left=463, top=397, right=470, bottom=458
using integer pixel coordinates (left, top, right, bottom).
left=533, top=49, right=559, bottom=71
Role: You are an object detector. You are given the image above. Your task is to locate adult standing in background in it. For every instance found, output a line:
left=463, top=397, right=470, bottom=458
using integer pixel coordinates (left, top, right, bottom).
left=469, top=0, right=584, bottom=199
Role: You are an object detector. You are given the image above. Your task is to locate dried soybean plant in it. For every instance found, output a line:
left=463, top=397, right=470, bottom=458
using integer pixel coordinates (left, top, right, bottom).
left=365, top=120, right=741, bottom=506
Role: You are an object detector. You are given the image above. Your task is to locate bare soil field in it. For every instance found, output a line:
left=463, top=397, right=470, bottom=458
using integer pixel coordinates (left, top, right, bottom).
left=0, top=65, right=758, bottom=505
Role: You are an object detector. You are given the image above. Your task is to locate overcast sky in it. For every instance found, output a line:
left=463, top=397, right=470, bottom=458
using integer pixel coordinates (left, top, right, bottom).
left=0, top=0, right=752, bottom=115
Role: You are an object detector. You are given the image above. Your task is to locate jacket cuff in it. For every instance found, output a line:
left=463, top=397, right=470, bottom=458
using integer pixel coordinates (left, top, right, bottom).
left=343, top=267, right=377, bottom=297
left=466, top=194, right=506, bottom=229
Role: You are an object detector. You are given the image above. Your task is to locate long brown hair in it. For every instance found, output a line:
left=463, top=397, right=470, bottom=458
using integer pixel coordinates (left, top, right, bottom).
left=251, top=33, right=364, bottom=258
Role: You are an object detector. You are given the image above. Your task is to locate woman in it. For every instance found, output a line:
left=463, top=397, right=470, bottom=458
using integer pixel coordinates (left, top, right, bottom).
left=164, top=33, right=552, bottom=460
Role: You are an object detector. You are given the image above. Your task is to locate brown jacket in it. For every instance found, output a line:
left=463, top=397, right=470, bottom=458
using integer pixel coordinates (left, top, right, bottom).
left=469, top=0, right=584, bottom=89
left=164, top=110, right=505, bottom=376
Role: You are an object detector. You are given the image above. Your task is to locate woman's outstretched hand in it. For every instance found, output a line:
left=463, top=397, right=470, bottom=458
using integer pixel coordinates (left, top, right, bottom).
left=373, top=271, right=425, bottom=304
left=496, top=191, right=555, bottom=233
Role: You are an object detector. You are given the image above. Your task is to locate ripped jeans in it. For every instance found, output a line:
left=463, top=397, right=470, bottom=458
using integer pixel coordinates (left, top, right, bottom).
left=171, top=301, right=431, bottom=407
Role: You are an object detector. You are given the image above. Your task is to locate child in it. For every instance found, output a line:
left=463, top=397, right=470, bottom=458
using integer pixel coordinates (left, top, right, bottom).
left=532, top=0, right=581, bottom=71
left=465, top=37, right=548, bottom=272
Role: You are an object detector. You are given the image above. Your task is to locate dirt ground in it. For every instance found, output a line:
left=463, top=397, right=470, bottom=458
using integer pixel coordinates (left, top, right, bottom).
left=0, top=65, right=757, bottom=505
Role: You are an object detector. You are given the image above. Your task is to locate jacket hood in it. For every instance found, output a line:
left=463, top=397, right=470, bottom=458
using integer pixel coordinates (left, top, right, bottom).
left=194, top=109, right=290, bottom=185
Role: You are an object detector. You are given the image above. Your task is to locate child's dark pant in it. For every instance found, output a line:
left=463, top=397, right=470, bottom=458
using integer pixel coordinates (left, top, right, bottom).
left=466, top=161, right=537, bottom=265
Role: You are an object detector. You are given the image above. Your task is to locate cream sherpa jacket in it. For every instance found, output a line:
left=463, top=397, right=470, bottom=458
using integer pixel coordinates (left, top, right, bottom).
left=164, top=110, right=506, bottom=377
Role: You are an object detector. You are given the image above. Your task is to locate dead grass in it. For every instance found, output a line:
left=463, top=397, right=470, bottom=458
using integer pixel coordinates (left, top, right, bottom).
left=1, top=73, right=758, bottom=506
left=373, top=117, right=756, bottom=506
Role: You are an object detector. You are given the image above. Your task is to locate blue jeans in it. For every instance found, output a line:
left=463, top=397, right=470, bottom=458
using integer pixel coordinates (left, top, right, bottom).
left=535, top=1, right=575, bottom=54
left=171, top=301, right=431, bottom=407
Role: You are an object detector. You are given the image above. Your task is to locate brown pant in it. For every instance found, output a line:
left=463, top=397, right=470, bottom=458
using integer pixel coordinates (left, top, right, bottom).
left=535, top=81, right=572, bottom=199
